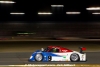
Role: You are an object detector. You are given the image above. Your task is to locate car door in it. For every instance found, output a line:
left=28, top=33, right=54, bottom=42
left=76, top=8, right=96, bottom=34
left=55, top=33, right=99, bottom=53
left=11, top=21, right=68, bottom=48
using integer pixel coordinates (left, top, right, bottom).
left=52, top=48, right=69, bottom=61
left=48, top=48, right=66, bottom=61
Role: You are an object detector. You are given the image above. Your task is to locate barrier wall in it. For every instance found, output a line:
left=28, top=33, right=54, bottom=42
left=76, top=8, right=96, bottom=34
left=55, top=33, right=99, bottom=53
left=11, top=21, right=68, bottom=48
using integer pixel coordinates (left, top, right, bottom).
left=0, top=23, right=99, bottom=38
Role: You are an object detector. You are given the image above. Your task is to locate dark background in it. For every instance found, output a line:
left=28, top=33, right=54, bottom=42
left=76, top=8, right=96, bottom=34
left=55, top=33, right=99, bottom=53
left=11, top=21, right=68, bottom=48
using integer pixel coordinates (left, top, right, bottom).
left=0, top=23, right=100, bottom=38
left=0, top=0, right=100, bottom=38
left=0, top=0, right=100, bottom=21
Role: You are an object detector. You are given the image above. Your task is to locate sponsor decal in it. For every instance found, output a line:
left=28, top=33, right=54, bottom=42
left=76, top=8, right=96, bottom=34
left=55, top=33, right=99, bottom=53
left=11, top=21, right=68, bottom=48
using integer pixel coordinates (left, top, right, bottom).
left=63, top=56, right=66, bottom=58
left=81, top=55, right=84, bottom=60
left=62, top=50, right=68, bottom=52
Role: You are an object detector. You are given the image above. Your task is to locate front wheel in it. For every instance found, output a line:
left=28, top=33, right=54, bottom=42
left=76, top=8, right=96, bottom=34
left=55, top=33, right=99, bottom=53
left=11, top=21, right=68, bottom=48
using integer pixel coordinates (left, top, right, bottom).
left=70, top=53, right=80, bottom=62
left=35, top=53, right=43, bottom=61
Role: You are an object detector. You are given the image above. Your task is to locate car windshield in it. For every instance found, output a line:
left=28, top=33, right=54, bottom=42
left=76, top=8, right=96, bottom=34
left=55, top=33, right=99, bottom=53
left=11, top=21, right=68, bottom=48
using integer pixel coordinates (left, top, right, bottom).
left=44, top=47, right=49, bottom=52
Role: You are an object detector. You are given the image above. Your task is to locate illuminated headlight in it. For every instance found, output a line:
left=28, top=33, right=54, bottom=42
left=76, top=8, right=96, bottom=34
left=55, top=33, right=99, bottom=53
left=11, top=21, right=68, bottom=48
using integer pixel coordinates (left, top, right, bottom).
left=30, top=56, right=33, bottom=59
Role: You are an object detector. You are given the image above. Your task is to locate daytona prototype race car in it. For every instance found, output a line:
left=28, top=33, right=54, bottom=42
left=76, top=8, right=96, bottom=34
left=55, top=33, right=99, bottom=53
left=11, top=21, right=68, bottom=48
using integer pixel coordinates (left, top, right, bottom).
left=29, top=46, right=86, bottom=62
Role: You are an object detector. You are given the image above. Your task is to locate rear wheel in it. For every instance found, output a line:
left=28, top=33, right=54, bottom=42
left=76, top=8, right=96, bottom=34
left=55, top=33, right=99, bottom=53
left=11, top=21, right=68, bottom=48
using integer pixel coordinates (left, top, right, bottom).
left=70, top=53, right=80, bottom=62
left=35, top=53, right=43, bottom=61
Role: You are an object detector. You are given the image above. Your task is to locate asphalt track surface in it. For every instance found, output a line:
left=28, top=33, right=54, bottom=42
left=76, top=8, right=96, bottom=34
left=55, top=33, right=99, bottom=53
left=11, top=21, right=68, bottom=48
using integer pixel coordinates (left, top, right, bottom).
left=0, top=41, right=99, bottom=65
left=0, top=52, right=99, bottom=65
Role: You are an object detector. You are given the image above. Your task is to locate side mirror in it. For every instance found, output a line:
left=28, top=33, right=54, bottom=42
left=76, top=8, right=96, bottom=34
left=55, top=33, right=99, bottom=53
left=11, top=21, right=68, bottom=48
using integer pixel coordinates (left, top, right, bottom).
left=41, top=48, right=44, bottom=51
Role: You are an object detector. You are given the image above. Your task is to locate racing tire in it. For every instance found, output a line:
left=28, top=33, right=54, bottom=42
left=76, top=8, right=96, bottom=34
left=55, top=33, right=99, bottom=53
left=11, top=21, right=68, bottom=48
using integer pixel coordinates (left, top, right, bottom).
left=70, top=53, right=80, bottom=62
left=34, top=53, right=44, bottom=61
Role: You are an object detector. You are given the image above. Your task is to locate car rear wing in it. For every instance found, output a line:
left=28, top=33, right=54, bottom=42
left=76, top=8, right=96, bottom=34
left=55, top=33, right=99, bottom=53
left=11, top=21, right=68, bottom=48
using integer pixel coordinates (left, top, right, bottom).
left=79, top=47, right=86, bottom=53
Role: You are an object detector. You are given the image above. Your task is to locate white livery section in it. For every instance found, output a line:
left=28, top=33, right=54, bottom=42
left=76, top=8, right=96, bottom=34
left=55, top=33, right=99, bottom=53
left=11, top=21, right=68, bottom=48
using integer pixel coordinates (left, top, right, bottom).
left=51, top=52, right=86, bottom=61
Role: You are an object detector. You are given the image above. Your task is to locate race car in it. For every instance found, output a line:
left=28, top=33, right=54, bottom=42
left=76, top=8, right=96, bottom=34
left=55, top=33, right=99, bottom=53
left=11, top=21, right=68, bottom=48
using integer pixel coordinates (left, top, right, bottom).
left=29, top=46, right=86, bottom=62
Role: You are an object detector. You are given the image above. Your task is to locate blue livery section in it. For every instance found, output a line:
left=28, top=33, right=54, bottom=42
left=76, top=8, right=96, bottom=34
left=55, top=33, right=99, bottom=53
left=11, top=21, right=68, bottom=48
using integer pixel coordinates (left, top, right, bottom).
left=29, top=50, right=62, bottom=62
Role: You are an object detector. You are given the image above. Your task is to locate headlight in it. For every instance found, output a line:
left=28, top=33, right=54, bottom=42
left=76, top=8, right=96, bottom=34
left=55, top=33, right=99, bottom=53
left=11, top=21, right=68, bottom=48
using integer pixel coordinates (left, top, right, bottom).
left=30, top=56, right=33, bottom=59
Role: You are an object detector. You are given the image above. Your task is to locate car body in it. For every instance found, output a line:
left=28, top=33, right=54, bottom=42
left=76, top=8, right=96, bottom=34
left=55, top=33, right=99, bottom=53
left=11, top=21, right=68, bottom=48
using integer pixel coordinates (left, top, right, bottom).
left=29, top=46, right=86, bottom=62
